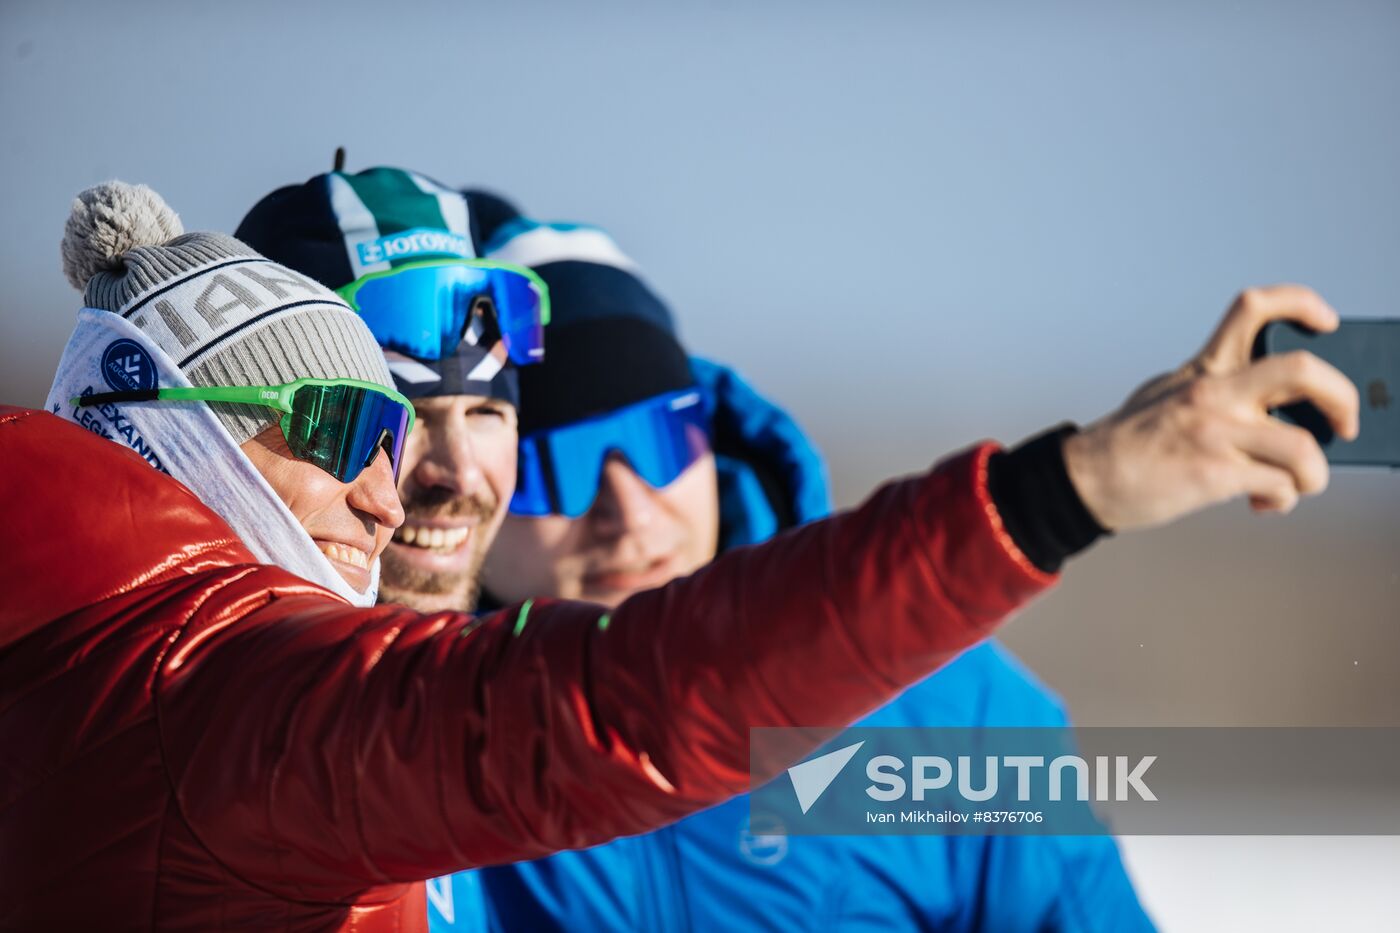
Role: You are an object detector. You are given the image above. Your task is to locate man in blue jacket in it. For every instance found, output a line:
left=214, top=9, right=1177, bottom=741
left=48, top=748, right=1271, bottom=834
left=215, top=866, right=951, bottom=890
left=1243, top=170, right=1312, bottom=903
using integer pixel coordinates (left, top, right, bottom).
left=428, top=218, right=1156, bottom=931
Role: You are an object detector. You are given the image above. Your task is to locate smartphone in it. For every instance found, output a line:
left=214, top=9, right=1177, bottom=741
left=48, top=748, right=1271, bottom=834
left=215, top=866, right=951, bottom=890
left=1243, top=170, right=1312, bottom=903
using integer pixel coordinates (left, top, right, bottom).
left=1252, top=319, right=1400, bottom=468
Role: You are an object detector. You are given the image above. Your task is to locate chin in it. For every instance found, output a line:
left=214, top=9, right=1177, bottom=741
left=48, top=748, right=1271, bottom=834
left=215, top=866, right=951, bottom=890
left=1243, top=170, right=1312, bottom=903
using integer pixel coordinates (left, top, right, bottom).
left=377, top=583, right=473, bottom=613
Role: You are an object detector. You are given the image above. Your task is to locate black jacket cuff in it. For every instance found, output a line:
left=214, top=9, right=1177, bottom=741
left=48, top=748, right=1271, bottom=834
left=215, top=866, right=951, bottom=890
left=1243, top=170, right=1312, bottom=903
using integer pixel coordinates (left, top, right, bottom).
left=986, top=423, right=1107, bottom=574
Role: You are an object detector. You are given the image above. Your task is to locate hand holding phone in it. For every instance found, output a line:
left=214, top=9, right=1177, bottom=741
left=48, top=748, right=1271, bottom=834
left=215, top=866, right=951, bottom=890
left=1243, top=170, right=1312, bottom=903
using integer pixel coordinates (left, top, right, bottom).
left=1066, top=286, right=1360, bottom=526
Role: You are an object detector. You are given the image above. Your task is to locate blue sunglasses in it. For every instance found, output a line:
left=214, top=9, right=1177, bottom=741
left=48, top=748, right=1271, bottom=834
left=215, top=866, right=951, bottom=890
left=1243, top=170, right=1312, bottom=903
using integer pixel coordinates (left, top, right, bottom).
left=511, top=388, right=711, bottom=518
left=337, top=259, right=549, bottom=366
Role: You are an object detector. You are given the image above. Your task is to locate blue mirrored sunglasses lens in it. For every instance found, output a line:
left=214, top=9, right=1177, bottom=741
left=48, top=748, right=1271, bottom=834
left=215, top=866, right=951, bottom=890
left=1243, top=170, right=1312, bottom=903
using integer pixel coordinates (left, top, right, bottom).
left=351, top=267, right=477, bottom=359
left=349, top=264, right=544, bottom=366
left=285, top=384, right=411, bottom=484
left=511, top=437, right=560, bottom=516
left=494, top=270, right=546, bottom=365
left=510, top=390, right=709, bottom=518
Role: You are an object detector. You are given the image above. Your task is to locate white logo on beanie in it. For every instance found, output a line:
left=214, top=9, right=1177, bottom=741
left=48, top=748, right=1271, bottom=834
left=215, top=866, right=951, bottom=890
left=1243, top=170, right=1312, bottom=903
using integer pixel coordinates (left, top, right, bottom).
left=356, top=227, right=472, bottom=266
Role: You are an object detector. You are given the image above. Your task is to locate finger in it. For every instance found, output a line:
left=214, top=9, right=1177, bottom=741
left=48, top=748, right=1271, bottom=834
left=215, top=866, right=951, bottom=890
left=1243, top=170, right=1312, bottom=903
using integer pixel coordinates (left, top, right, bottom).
left=1249, top=493, right=1296, bottom=514
left=1232, top=457, right=1302, bottom=514
left=1199, top=285, right=1340, bottom=372
left=1233, top=417, right=1331, bottom=497
left=1231, top=351, right=1361, bottom=440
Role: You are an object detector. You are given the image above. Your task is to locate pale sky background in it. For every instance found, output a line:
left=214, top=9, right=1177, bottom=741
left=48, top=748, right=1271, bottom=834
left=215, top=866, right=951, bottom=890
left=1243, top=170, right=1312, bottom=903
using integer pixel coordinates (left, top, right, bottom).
left=3, top=1, right=1400, bottom=928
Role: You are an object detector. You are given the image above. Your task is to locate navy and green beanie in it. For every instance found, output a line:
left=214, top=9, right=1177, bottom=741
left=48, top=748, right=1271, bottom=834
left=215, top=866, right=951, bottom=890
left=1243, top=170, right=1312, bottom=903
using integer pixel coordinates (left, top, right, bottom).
left=235, top=166, right=521, bottom=403
left=483, top=218, right=694, bottom=435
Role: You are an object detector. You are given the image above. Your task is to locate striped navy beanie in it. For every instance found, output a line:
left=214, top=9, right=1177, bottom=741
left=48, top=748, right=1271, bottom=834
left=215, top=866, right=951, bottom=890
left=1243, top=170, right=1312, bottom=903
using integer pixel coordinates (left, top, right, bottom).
left=235, top=166, right=522, bottom=404
left=484, top=219, right=694, bottom=435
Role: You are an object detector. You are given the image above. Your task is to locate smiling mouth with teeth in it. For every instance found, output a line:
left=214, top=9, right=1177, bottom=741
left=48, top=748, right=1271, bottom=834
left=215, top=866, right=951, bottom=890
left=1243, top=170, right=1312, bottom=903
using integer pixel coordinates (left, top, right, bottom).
left=395, top=525, right=472, bottom=552
left=320, top=542, right=370, bottom=569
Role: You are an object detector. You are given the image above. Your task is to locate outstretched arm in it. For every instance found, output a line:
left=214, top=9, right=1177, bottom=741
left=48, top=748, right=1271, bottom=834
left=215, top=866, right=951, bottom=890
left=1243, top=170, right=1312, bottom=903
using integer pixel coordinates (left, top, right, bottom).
left=159, top=285, right=1358, bottom=904
left=158, top=441, right=1045, bottom=901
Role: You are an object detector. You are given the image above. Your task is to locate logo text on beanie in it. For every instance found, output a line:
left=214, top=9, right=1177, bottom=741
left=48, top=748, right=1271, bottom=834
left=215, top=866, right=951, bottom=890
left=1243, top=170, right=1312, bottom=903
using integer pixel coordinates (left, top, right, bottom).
left=121, top=260, right=352, bottom=365
left=101, top=339, right=158, bottom=393
left=357, top=227, right=472, bottom=266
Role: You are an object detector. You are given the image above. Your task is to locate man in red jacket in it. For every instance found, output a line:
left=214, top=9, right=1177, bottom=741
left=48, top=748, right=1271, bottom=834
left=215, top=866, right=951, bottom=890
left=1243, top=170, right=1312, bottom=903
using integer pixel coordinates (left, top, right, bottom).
left=0, top=181, right=1359, bottom=931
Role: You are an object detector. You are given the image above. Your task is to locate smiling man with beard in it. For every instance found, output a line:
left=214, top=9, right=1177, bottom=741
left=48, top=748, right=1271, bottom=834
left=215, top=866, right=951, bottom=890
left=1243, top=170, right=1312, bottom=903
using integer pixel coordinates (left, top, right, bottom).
left=237, top=165, right=537, bottom=610
left=380, top=389, right=515, bottom=609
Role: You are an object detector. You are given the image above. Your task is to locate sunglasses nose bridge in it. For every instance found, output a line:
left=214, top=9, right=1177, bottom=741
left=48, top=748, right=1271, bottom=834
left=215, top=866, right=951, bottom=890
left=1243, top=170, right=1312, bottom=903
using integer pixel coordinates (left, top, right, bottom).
left=366, top=427, right=401, bottom=477
left=462, top=293, right=501, bottom=349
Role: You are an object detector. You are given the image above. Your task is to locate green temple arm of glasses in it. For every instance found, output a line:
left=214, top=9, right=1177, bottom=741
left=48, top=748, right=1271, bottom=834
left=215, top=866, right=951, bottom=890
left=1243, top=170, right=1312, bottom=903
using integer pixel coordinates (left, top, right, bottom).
left=73, top=385, right=293, bottom=413
left=69, top=378, right=415, bottom=436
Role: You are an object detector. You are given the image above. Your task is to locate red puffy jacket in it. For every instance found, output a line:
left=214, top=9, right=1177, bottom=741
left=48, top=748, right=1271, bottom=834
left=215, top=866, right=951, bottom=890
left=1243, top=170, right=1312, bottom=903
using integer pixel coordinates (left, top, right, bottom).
left=0, top=406, right=1053, bottom=931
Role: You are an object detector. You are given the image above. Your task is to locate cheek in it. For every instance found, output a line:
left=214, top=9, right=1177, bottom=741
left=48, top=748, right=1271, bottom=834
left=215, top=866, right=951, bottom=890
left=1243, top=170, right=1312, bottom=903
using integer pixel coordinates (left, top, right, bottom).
left=492, top=517, right=576, bottom=570
left=396, top=433, right=429, bottom=498
left=481, top=433, right=518, bottom=503
left=294, top=473, right=357, bottom=534
left=483, top=515, right=583, bottom=601
left=667, top=456, right=721, bottom=570
left=241, top=428, right=353, bottom=537
left=262, top=459, right=327, bottom=527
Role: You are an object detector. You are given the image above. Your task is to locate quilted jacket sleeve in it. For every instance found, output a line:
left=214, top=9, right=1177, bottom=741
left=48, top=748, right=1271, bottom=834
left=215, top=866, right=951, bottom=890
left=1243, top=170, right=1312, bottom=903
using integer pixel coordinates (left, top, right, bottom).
left=156, top=443, right=1055, bottom=902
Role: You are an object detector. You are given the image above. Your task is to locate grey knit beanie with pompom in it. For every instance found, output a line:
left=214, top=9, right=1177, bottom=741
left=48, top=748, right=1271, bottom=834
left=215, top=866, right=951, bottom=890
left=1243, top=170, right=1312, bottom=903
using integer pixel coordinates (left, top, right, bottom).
left=60, top=181, right=393, bottom=446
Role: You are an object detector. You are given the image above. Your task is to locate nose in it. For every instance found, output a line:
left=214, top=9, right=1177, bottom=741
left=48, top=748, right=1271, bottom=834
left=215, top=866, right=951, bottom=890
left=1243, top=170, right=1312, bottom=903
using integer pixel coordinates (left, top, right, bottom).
left=348, top=448, right=406, bottom=530
left=588, top=455, right=660, bottom=537
left=408, top=424, right=488, bottom=499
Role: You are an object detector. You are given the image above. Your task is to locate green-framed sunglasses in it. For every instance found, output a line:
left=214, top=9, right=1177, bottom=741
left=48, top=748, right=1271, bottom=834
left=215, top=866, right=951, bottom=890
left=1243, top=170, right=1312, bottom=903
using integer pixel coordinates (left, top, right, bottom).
left=72, top=377, right=415, bottom=484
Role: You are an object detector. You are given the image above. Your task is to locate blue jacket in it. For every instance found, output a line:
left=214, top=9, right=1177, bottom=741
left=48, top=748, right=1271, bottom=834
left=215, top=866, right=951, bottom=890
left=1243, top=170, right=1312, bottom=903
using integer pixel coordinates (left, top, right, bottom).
left=428, top=358, right=1154, bottom=932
